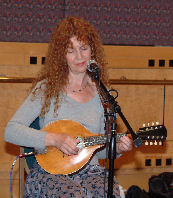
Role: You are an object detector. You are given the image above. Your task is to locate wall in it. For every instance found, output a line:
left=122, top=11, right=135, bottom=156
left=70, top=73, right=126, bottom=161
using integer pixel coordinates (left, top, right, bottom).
left=1, top=0, right=173, bottom=45
left=0, top=42, right=173, bottom=197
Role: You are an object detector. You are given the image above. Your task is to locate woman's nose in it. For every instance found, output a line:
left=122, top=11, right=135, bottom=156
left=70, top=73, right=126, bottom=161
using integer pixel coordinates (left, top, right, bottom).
left=76, top=50, right=83, bottom=59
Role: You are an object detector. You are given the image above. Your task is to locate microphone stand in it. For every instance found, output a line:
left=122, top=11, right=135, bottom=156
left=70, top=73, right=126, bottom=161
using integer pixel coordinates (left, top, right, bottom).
left=88, top=71, right=142, bottom=198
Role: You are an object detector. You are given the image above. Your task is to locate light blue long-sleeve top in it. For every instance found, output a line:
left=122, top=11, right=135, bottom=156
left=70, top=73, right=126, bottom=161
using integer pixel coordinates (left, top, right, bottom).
left=5, top=87, right=107, bottom=165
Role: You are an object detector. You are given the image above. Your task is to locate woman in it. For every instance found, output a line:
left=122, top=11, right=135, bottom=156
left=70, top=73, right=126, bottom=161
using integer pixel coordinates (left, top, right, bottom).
left=5, top=16, right=132, bottom=198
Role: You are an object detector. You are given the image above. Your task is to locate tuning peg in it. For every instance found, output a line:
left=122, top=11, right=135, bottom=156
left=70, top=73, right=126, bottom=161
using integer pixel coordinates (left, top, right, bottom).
left=159, top=141, right=163, bottom=146
left=143, top=124, right=146, bottom=127
left=148, top=123, right=150, bottom=127
left=152, top=122, right=154, bottom=126
left=157, top=136, right=160, bottom=140
left=152, top=136, right=155, bottom=140
left=150, top=141, right=153, bottom=145
left=154, top=140, right=157, bottom=145
left=145, top=141, right=149, bottom=146
left=156, top=122, right=159, bottom=125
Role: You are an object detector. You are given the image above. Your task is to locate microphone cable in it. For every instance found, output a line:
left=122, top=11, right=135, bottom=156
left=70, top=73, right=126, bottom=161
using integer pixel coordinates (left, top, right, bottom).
left=10, top=152, right=34, bottom=198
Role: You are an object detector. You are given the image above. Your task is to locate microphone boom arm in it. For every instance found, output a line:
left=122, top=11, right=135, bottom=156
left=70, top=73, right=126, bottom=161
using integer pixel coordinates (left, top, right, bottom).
left=91, top=73, right=143, bottom=148
left=87, top=60, right=142, bottom=198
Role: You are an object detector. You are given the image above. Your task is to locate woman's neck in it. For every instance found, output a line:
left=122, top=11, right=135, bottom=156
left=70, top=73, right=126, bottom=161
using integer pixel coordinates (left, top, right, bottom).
left=68, top=72, right=89, bottom=88
left=65, top=72, right=98, bottom=103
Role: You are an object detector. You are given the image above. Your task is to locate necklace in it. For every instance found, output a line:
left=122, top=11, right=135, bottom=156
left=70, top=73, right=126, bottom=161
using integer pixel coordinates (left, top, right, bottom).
left=70, top=82, right=88, bottom=93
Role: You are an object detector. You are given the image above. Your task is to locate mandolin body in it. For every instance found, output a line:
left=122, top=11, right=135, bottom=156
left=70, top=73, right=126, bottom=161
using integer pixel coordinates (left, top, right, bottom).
left=35, top=119, right=166, bottom=175
left=36, top=120, right=102, bottom=175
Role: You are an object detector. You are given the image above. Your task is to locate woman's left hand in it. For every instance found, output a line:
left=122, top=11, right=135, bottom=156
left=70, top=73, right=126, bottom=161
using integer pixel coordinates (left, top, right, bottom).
left=116, top=136, right=133, bottom=154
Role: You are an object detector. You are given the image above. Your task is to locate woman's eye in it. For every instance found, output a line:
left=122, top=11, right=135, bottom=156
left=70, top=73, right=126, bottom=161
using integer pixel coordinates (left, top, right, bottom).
left=81, top=46, right=88, bottom=50
left=67, top=49, right=74, bottom=53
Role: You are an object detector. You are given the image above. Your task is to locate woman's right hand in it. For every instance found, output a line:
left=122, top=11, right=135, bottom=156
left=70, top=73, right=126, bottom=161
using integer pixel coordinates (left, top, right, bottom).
left=45, top=132, right=79, bottom=156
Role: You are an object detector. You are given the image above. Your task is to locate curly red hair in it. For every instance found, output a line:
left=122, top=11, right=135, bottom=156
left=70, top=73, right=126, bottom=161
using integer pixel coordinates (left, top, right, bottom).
left=32, top=16, right=109, bottom=116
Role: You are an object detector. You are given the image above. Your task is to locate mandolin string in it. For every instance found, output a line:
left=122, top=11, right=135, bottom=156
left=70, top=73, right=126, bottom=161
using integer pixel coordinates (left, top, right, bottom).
left=84, top=133, right=125, bottom=147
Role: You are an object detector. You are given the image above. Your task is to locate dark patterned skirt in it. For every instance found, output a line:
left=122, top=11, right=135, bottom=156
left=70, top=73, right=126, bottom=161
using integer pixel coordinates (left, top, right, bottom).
left=23, top=162, right=120, bottom=198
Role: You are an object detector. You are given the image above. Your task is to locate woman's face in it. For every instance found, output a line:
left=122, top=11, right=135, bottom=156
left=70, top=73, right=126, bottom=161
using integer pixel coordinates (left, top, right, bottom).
left=66, top=36, right=91, bottom=74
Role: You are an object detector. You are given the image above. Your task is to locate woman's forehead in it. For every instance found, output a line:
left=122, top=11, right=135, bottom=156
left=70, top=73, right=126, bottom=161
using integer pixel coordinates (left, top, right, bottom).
left=68, top=36, right=89, bottom=48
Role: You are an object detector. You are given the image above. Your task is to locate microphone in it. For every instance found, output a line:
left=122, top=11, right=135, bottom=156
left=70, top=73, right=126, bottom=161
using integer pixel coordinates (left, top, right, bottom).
left=87, top=60, right=101, bottom=73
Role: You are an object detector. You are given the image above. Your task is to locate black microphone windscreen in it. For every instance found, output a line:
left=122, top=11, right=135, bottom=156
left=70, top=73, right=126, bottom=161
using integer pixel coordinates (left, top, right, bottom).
left=87, top=60, right=100, bottom=73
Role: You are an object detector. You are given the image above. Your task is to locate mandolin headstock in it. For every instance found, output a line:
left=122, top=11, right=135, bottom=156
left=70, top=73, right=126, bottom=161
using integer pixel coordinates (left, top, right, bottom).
left=136, top=122, right=167, bottom=146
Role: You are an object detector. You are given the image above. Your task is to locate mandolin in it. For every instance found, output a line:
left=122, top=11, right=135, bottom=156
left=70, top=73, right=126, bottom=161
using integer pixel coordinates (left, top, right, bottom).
left=36, top=120, right=167, bottom=175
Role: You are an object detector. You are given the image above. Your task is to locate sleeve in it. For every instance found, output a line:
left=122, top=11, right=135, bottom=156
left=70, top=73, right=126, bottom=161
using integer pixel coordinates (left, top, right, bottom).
left=4, top=86, right=47, bottom=150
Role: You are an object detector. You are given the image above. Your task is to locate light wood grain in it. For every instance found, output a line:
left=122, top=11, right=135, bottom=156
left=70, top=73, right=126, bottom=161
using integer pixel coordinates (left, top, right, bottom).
left=0, top=43, right=173, bottom=197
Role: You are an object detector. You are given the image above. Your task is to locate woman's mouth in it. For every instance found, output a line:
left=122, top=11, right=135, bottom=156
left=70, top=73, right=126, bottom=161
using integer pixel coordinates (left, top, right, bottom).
left=76, top=61, right=85, bottom=66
